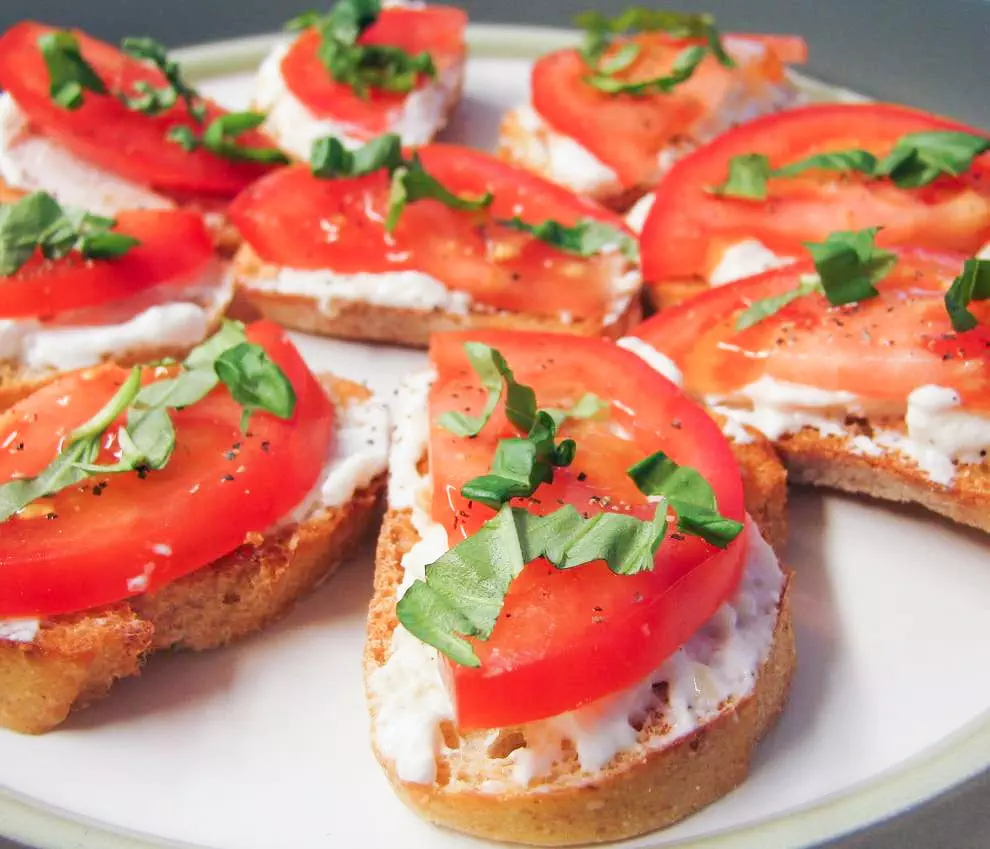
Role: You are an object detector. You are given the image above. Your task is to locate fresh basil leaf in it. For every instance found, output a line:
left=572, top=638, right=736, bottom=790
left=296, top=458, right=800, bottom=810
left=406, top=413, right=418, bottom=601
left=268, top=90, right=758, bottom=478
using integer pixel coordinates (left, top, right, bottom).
left=169, top=112, right=288, bottom=164
left=944, top=257, right=990, bottom=333
left=544, top=392, right=610, bottom=429
left=397, top=500, right=671, bottom=665
left=120, top=36, right=205, bottom=122
left=804, top=227, right=896, bottom=306
left=500, top=216, right=638, bottom=261
left=77, top=231, right=141, bottom=260
left=386, top=155, right=492, bottom=232
left=214, top=342, right=297, bottom=430
left=310, top=133, right=404, bottom=178
left=286, top=10, right=325, bottom=31
left=598, top=42, right=641, bottom=75
left=773, top=149, right=879, bottom=180
left=586, top=44, right=707, bottom=96
left=460, top=412, right=573, bottom=509
left=38, top=30, right=107, bottom=110
left=436, top=342, right=536, bottom=437
left=709, top=153, right=772, bottom=200
left=396, top=503, right=526, bottom=667
left=628, top=451, right=743, bottom=547
left=877, top=131, right=990, bottom=189
left=735, top=275, right=821, bottom=331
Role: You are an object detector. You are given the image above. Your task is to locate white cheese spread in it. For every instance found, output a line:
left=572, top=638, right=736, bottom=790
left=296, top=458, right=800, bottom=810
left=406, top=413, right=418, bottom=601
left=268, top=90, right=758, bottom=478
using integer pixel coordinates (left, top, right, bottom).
left=709, top=239, right=795, bottom=287
left=255, top=42, right=464, bottom=160
left=0, top=93, right=171, bottom=216
left=710, top=378, right=990, bottom=487
left=368, top=374, right=785, bottom=787
left=616, top=335, right=683, bottom=387
left=0, top=618, right=40, bottom=643
left=281, top=392, right=390, bottom=525
left=624, top=192, right=655, bottom=233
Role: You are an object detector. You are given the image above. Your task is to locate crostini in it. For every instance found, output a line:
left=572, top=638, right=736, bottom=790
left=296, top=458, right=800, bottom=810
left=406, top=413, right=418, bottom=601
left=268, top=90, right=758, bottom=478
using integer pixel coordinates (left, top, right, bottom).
left=636, top=102, right=990, bottom=308
left=366, top=330, right=793, bottom=845
left=256, top=0, right=467, bottom=159
left=0, top=193, right=233, bottom=410
left=0, top=320, right=387, bottom=734
left=229, top=136, right=643, bottom=347
left=629, top=236, right=990, bottom=532
left=0, top=21, right=287, bottom=250
left=499, top=8, right=806, bottom=210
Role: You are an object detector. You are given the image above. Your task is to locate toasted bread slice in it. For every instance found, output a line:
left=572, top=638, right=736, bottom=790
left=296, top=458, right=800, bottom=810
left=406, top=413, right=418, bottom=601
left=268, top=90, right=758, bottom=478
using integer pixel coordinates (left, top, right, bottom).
left=645, top=278, right=714, bottom=312
left=367, top=507, right=793, bottom=846
left=0, top=376, right=386, bottom=734
left=232, top=245, right=643, bottom=348
left=364, top=400, right=792, bottom=845
left=772, top=423, right=990, bottom=533
left=497, top=107, right=650, bottom=213
left=0, top=276, right=234, bottom=412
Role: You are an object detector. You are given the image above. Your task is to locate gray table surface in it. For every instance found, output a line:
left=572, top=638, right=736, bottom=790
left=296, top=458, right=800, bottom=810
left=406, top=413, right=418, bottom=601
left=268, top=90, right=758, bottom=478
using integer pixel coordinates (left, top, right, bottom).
left=0, top=2, right=987, bottom=848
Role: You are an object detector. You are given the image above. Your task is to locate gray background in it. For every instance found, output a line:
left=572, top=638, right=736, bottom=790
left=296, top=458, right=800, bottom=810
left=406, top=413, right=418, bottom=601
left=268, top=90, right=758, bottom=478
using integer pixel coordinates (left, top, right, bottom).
left=0, top=1, right=988, bottom=848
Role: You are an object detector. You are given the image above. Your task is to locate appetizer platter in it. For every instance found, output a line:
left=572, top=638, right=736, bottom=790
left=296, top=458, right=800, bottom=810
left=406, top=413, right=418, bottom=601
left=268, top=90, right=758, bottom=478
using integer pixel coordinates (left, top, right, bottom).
left=1, top=5, right=989, bottom=849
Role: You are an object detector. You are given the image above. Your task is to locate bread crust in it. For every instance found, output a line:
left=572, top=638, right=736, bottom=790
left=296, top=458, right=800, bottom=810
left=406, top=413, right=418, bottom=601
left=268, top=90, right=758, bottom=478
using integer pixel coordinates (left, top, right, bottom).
left=774, top=424, right=990, bottom=533
left=728, top=429, right=788, bottom=552
left=366, top=507, right=794, bottom=846
left=0, top=375, right=385, bottom=734
left=233, top=246, right=644, bottom=348
left=644, top=279, right=712, bottom=313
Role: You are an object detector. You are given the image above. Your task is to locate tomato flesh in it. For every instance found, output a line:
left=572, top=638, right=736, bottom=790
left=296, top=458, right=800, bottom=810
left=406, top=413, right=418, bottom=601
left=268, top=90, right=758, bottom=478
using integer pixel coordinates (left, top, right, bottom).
left=632, top=249, right=990, bottom=411
left=428, top=331, right=747, bottom=728
left=0, top=322, right=334, bottom=617
left=281, top=6, right=466, bottom=137
left=229, top=145, right=634, bottom=321
left=0, top=22, right=282, bottom=200
left=0, top=209, right=214, bottom=320
left=531, top=33, right=806, bottom=188
left=640, top=103, right=990, bottom=284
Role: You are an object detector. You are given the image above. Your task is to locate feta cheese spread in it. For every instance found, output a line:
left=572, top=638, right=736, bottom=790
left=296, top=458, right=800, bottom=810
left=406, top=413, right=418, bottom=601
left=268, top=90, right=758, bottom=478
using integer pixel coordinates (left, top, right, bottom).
left=616, top=335, right=683, bottom=387
left=709, top=239, right=795, bottom=287
left=368, top=374, right=785, bottom=787
left=255, top=42, right=464, bottom=160
left=0, top=93, right=171, bottom=216
left=0, top=618, right=40, bottom=644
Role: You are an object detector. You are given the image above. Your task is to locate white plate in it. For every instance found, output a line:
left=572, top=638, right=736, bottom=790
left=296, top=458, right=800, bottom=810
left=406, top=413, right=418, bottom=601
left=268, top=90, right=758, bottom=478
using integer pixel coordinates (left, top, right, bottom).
left=2, top=25, right=989, bottom=849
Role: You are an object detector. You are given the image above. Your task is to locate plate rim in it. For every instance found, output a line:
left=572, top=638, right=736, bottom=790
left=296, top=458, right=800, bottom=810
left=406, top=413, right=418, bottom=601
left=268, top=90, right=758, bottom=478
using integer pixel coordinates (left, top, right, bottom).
left=1, top=20, right=987, bottom=849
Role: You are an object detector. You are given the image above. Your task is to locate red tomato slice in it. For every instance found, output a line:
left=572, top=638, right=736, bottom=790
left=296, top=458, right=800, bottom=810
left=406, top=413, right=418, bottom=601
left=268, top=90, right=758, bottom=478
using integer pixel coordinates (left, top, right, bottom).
left=641, top=103, right=990, bottom=285
left=0, top=209, right=214, bottom=320
left=631, top=249, right=990, bottom=410
left=281, top=6, right=466, bottom=137
left=229, top=144, right=634, bottom=321
left=0, top=321, right=334, bottom=618
left=428, top=331, right=747, bottom=728
left=531, top=33, right=806, bottom=188
left=0, top=22, right=282, bottom=200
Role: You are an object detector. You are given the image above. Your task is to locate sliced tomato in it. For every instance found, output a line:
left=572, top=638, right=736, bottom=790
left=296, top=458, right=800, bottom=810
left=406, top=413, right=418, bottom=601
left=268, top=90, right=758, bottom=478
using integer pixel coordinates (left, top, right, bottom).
left=0, top=22, right=282, bottom=200
left=631, top=249, right=990, bottom=410
left=281, top=6, right=466, bottom=137
left=229, top=144, right=634, bottom=321
left=531, top=32, right=806, bottom=188
left=428, top=331, right=747, bottom=728
left=640, top=103, right=990, bottom=285
left=0, top=209, right=214, bottom=320
left=0, top=321, right=334, bottom=618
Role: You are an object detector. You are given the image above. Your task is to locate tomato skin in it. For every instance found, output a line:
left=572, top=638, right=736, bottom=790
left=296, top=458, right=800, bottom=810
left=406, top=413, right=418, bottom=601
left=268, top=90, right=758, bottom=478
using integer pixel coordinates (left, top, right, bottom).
left=229, top=145, right=634, bottom=321
left=531, top=33, right=806, bottom=188
left=0, top=321, right=334, bottom=618
left=0, top=22, right=282, bottom=200
left=428, top=330, right=747, bottom=728
left=631, top=248, right=990, bottom=409
left=640, top=103, right=990, bottom=285
left=281, top=6, right=466, bottom=136
left=0, top=209, right=214, bottom=319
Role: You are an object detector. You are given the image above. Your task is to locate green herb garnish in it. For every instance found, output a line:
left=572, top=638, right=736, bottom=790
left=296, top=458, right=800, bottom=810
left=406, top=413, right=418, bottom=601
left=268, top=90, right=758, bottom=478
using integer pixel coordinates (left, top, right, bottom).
left=119, top=36, right=206, bottom=121
left=733, top=228, right=896, bottom=330
left=0, top=192, right=139, bottom=276
left=576, top=7, right=734, bottom=96
left=288, top=0, right=436, bottom=98
left=944, top=257, right=990, bottom=333
left=500, top=216, right=639, bottom=261
left=711, top=131, right=990, bottom=199
left=167, top=112, right=288, bottom=164
left=38, top=30, right=108, bottom=109
left=627, top=451, right=744, bottom=546
left=0, top=322, right=296, bottom=522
